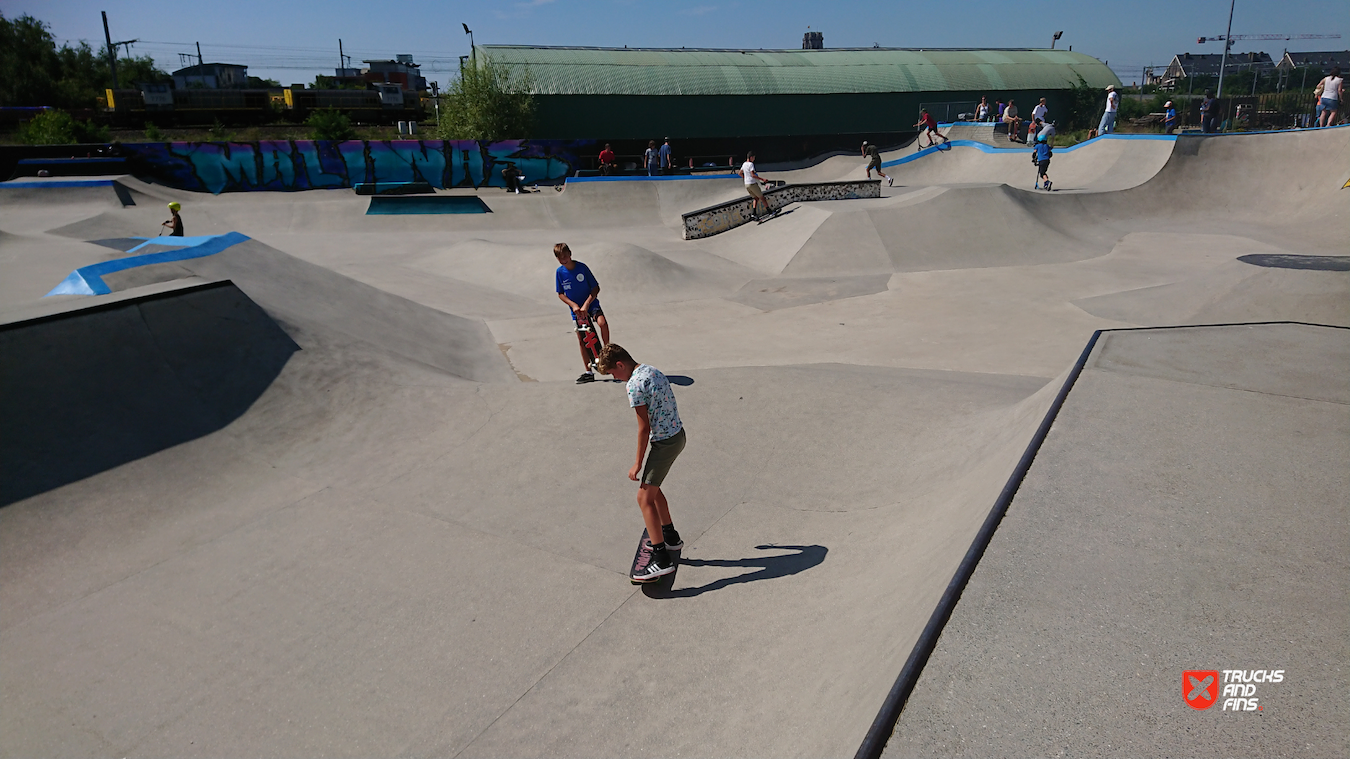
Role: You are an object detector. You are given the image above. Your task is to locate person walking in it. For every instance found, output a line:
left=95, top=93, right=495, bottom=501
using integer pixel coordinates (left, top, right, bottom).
left=554, top=243, right=610, bottom=384
left=1317, top=67, right=1343, bottom=127
left=161, top=202, right=184, bottom=236
left=658, top=137, right=673, bottom=174
left=1163, top=100, right=1178, bottom=134
left=736, top=151, right=772, bottom=220
left=596, top=343, right=687, bottom=583
left=1098, top=85, right=1120, bottom=135
left=643, top=140, right=659, bottom=177
left=862, top=141, right=891, bottom=185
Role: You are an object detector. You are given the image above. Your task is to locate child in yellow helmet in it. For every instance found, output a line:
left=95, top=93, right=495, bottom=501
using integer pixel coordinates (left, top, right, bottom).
left=162, top=202, right=183, bottom=237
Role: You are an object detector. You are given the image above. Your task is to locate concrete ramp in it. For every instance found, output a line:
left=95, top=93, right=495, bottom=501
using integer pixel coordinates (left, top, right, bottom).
left=0, top=280, right=298, bottom=507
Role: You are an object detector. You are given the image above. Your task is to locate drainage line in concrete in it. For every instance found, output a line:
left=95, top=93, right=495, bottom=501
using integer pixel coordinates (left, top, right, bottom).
left=853, top=328, right=1104, bottom=759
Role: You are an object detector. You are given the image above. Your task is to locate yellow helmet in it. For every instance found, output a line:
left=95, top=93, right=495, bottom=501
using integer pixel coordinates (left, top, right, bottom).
left=168, top=201, right=181, bottom=211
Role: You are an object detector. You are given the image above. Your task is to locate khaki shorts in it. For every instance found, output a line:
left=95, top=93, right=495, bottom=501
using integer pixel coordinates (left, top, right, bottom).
left=642, top=428, right=686, bottom=487
left=746, top=183, right=764, bottom=199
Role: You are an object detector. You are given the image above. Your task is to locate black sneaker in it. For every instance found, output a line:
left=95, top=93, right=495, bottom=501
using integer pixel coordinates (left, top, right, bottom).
left=662, top=527, right=684, bottom=551
left=576, top=372, right=595, bottom=384
left=631, top=542, right=675, bottom=582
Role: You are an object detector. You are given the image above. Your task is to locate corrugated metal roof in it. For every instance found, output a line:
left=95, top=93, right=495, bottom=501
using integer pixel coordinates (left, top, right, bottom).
left=477, top=45, right=1122, bottom=96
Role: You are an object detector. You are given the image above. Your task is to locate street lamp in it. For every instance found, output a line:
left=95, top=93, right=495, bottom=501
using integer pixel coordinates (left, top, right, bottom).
left=462, top=23, right=474, bottom=64
left=1051, top=31, right=1063, bottom=50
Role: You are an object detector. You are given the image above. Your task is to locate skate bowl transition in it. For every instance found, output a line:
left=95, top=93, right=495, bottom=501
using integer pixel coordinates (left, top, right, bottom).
left=0, top=126, right=1347, bottom=758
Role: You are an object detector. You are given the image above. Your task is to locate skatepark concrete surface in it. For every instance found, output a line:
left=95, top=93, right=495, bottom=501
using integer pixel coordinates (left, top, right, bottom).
left=884, top=324, right=1349, bottom=758
left=1, top=126, right=1347, bottom=757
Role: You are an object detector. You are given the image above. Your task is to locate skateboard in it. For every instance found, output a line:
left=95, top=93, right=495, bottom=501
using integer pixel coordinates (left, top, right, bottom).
left=629, top=527, right=680, bottom=588
left=574, top=309, right=603, bottom=372
left=756, top=206, right=783, bottom=224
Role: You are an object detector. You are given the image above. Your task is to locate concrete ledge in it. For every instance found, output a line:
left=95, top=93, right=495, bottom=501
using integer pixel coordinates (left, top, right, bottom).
left=681, top=179, right=881, bottom=240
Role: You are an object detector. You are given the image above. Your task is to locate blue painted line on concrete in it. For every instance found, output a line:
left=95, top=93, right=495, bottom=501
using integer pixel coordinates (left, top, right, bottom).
left=1, top=179, right=117, bottom=189
left=880, top=133, right=1178, bottom=168
left=46, top=232, right=251, bottom=297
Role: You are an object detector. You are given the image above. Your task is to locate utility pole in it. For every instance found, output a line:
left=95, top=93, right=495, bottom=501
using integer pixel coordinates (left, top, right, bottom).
left=339, top=39, right=344, bottom=70
left=102, top=11, right=119, bottom=90
left=196, top=41, right=204, bottom=66
left=1217, top=0, right=1235, bottom=98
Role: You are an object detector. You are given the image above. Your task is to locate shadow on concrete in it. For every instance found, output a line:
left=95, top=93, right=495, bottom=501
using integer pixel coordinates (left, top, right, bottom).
left=1237, top=253, right=1350, bottom=271
left=667, top=375, right=695, bottom=386
left=648, top=544, right=828, bottom=599
left=0, top=282, right=298, bottom=507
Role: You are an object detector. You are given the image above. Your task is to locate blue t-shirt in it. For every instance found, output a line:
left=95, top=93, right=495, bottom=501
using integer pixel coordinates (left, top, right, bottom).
left=556, top=261, right=600, bottom=315
left=1035, top=141, right=1052, bottom=162
left=1165, top=107, right=1177, bottom=124
left=627, top=364, right=683, bottom=442
left=658, top=143, right=672, bottom=168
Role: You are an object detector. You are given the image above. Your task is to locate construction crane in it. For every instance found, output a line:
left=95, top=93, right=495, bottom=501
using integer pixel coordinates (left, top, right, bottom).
left=1198, top=33, right=1340, bottom=44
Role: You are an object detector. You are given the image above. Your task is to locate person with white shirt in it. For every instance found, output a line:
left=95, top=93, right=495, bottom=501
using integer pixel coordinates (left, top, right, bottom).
left=1317, top=67, right=1343, bottom=127
left=1031, top=98, right=1049, bottom=125
left=735, top=151, right=772, bottom=219
left=1099, top=85, right=1120, bottom=135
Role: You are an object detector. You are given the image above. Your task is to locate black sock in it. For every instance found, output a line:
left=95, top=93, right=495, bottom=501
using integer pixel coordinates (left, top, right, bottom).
left=651, top=541, right=667, bottom=552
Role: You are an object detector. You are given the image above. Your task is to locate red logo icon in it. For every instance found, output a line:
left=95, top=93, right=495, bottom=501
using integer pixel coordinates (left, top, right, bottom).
left=1184, top=670, right=1220, bottom=710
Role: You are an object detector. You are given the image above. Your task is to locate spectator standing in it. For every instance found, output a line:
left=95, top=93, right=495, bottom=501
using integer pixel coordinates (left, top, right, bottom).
left=658, top=137, right=673, bottom=174
left=1200, top=90, right=1217, bottom=133
left=861, top=141, right=892, bottom=185
left=598, top=143, right=616, bottom=175
left=1098, top=85, right=1120, bottom=135
left=643, top=140, right=659, bottom=177
left=1317, top=67, right=1343, bottom=127
left=1163, top=101, right=1177, bottom=134
left=976, top=97, right=990, bottom=122
left=1031, top=97, right=1049, bottom=125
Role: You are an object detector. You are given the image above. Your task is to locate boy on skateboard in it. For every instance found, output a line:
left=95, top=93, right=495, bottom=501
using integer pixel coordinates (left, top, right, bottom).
left=555, top=243, right=609, bottom=383
left=596, top=343, right=686, bottom=582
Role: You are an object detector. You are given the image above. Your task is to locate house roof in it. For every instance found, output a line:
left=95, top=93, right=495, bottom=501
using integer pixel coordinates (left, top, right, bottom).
left=477, top=45, right=1121, bottom=96
left=1168, top=52, right=1274, bottom=76
left=1277, top=51, right=1350, bottom=70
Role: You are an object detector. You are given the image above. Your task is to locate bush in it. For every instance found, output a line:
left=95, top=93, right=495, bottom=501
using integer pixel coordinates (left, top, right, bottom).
left=144, top=121, right=164, bottom=141
left=1060, top=74, right=1104, bottom=132
left=17, top=108, right=107, bottom=144
left=306, top=109, right=355, bottom=141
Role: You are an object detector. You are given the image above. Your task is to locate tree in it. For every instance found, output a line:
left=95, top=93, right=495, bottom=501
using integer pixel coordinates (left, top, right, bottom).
left=437, top=56, right=535, bottom=140
left=17, top=109, right=109, bottom=144
left=1060, top=73, right=1104, bottom=131
left=0, top=12, right=170, bottom=109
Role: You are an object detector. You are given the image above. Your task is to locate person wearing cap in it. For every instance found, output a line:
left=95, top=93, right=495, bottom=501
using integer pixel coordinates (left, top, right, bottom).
left=162, top=202, right=183, bottom=237
left=861, top=140, right=891, bottom=185
left=1099, top=85, right=1120, bottom=135
left=658, top=137, right=673, bottom=175
left=1163, top=100, right=1178, bottom=134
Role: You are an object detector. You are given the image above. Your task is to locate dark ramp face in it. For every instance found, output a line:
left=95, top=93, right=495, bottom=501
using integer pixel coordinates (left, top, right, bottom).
left=0, top=282, right=299, bottom=507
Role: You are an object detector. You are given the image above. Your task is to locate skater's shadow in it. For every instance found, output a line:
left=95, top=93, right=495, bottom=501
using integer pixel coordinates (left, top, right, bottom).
left=654, top=544, right=827, bottom=598
left=667, top=375, right=694, bottom=386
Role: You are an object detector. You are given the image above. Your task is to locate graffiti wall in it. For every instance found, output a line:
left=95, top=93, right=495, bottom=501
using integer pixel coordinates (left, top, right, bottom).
left=122, top=139, right=593, bottom=194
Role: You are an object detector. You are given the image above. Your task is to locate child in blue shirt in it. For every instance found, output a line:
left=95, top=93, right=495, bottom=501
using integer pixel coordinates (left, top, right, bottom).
left=1164, top=101, right=1178, bottom=134
left=555, top=243, right=610, bottom=383
left=1034, top=139, right=1053, bottom=191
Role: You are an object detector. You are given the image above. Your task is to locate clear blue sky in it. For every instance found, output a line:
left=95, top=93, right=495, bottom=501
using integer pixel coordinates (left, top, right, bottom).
left=6, top=0, right=1346, bottom=88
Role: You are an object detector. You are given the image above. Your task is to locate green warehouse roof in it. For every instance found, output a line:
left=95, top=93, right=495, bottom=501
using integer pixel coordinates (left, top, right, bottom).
left=477, top=45, right=1122, bottom=96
